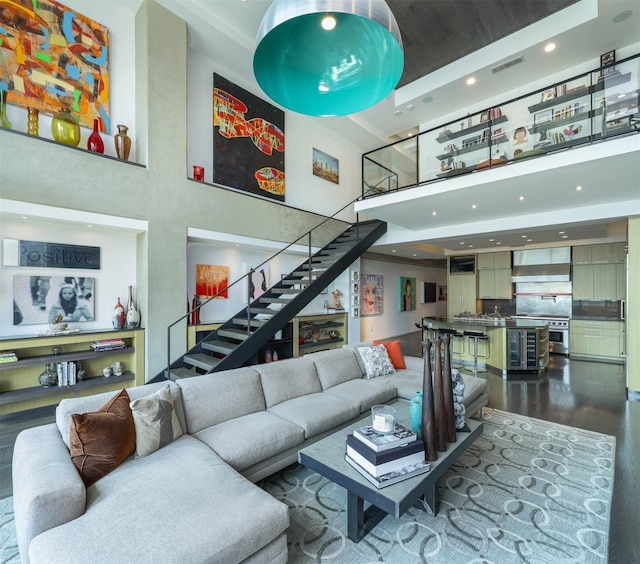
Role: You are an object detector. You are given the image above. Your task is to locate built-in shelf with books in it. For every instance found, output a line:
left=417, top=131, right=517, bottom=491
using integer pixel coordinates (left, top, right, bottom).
left=292, top=312, right=348, bottom=356
left=0, top=328, right=144, bottom=415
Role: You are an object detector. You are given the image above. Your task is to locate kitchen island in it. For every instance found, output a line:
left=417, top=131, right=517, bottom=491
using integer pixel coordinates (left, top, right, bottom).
left=420, top=317, right=549, bottom=376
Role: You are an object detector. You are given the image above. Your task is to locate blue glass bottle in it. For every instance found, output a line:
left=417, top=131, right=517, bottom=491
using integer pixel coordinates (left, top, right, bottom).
left=409, top=391, right=423, bottom=439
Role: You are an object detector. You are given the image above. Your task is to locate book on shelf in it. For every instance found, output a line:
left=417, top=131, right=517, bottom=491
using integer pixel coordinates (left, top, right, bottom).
left=346, top=437, right=425, bottom=477
left=352, top=422, right=417, bottom=453
left=345, top=455, right=430, bottom=489
left=0, top=352, right=18, bottom=363
left=91, top=339, right=126, bottom=351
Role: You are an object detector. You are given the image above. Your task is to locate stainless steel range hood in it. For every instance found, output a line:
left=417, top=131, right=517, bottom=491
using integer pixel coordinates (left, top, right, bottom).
left=511, top=247, right=571, bottom=282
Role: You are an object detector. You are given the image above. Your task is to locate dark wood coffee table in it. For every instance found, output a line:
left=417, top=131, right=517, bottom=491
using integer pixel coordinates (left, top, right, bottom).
left=298, top=400, right=483, bottom=542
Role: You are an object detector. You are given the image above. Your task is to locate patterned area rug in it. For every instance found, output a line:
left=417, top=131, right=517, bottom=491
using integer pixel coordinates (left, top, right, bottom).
left=0, top=408, right=615, bottom=563
left=260, top=408, right=615, bottom=563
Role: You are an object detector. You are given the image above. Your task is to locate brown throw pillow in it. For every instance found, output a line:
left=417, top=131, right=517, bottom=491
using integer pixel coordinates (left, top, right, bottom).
left=70, top=388, right=136, bottom=487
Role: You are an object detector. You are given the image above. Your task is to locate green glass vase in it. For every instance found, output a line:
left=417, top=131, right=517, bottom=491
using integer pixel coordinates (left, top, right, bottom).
left=51, top=108, right=81, bottom=147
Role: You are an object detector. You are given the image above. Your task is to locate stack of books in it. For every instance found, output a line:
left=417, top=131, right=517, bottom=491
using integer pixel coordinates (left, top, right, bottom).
left=0, top=351, right=18, bottom=364
left=56, top=361, right=79, bottom=386
left=345, top=422, right=430, bottom=488
left=91, top=339, right=126, bottom=352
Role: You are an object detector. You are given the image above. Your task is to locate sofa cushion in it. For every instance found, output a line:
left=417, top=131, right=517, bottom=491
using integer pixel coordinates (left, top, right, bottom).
left=374, top=339, right=407, bottom=369
left=56, top=381, right=186, bottom=450
left=343, top=341, right=373, bottom=375
left=28, top=435, right=289, bottom=564
left=305, top=348, right=362, bottom=390
left=322, top=379, right=397, bottom=413
left=358, top=344, right=396, bottom=378
left=255, top=357, right=322, bottom=408
left=176, top=367, right=265, bottom=433
left=194, top=411, right=304, bottom=471
left=268, top=393, right=360, bottom=439
left=69, top=388, right=136, bottom=487
left=130, top=384, right=184, bottom=458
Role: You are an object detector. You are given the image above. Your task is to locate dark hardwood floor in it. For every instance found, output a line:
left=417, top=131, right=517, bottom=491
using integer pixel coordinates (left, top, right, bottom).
left=2, top=332, right=638, bottom=562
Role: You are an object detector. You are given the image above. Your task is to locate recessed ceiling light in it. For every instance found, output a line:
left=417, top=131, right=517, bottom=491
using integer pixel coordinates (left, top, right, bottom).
left=407, top=132, right=413, bottom=137
left=406, top=104, right=414, bottom=111
left=422, top=96, right=433, bottom=104
left=21, top=216, right=29, bottom=220
left=521, top=235, right=528, bottom=238
left=432, top=211, right=437, bottom=215
left=392, top=249, right=396, bottom=253
left=489, top=238, right=495, bottom=242
left=544, top=42, right=556, bottom=53
left=393, top=109, right=402, bottom=116
left=468, top=244, right=474, bottom=248
left=466, top=77, right=476, bottom=86
left=576, top=185, right=583, bottom=191
left=496, top=242, right=502, bottom=245
left=519, top=195, right=525, bottom=201
left=527, top=239, right=533, bottom=242
left=460, top=242, right=465, bottom=245
left=412, top=253, right=417, bottom=257
left=613, top=10, right=632, bottom=23
left=562, top=235, right=569, bottom=239
left=559, top=231, right=565, bottom=234
left=86, top=224, right=93, bottom=228
left=471, top=204, right=477, bottom=209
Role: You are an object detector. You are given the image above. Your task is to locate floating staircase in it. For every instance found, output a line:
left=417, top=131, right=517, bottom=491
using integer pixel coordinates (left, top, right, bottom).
left=162, top=219, right=386, bottom=380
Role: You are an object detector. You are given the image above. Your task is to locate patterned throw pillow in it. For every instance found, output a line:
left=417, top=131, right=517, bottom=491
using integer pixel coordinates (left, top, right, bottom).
left=130, top=384, right=183, bottom=457
left=358, top=344, right=396, bottom=379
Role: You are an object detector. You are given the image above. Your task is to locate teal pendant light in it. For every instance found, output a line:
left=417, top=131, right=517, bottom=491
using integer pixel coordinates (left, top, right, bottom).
left=253, top=0, right=404, bottom=117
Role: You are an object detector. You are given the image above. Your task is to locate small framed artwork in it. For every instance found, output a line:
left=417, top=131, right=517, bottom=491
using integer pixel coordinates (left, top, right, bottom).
left=480, top=111, right=490, bottom=123
left=600, top=50, right=615, bottom=75
left=352, top=271, right=359, bottom=281
left=312, top=147, right=339, bottom=184
left=353, top=307, right=359, bottom=317
left=353, top=295, right=359, bottom=305
left=541, top=89, right=556, bottom=103
left=534, top=110, right=553, bottom=126
left=438, top=285, right=448, bottom=301
left=352, top=282, right=359, bottom=294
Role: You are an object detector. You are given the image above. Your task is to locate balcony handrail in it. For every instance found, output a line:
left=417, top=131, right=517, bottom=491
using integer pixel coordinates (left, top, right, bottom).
left=362, top=52, right=639, bottom=195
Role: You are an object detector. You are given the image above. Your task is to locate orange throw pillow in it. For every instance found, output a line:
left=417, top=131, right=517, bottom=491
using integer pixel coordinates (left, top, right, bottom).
left=70, top=389, right=136, bottom=487
left=373, top=340, right=406, bottom=369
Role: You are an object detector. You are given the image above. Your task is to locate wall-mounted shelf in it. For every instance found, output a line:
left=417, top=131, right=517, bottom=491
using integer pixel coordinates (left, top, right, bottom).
left=292, top=313, right=347, bottom=357
left=435, top=115, right=508, bottom=143
left=436, top=134, right=508, bottom=160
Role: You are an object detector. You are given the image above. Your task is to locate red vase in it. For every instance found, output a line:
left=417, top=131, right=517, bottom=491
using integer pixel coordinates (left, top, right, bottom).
left=87, top=118, right=104, bottom=153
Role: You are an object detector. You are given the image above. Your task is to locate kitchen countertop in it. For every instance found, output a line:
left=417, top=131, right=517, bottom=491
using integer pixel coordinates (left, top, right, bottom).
left=423, top=317, right=549, bottom=329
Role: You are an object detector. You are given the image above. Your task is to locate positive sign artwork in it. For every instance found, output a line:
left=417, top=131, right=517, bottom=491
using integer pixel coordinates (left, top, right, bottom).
left=213, top=73, right=285, bottom=202
left=0, top=0, right=111, bottom=131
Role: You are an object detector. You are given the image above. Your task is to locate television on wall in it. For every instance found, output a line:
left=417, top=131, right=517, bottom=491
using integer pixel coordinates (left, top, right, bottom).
left=449, top=255, right=476, bottom=273
left=421, top=282, right=437, bottom=303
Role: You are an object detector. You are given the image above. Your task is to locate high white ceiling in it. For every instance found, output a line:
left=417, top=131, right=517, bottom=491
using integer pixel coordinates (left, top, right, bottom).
left=124, top=0, right=640, bottom=260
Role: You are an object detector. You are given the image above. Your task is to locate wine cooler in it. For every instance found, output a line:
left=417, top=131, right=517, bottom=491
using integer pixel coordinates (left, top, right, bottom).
left=508, top=328, right=539, bottom=371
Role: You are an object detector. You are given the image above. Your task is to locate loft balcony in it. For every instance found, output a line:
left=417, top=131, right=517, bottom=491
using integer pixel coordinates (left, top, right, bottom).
left=357, top=54, right=639, bottom=239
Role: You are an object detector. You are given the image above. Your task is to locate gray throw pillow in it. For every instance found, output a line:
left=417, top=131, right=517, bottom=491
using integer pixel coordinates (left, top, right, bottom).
left=130, top=384, right=183, bottom=457
left=358, top=344, right=396, bottom=379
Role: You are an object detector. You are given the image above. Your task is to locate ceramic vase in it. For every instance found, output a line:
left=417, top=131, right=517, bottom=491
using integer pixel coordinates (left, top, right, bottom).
left=421, top=340, right=437, bottom=462
left=441, top=335, right=457, bottom=443
left=409, top=391, right=423, bottom=438
left=51, top=108, right=80, bottom=147
left=114, top=124, right=131, bottom=160
left=112, top=297, right=125, bottom=329
left=0, top=90, right=11, bottom=129
left=87, top=118, right=104, bottom=153
left=27, top=107, right=39, bottom=136
left=432, top=338, right=448, bottom=452
left=38, top=364, right=58, bottom=387
left=126, top=286, right=140, bottom=329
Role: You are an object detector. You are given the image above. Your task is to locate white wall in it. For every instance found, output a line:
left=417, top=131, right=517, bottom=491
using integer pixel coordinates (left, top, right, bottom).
left=0, top=218, right=138, bottom=336
left=359, top=258, right=447, bottom=341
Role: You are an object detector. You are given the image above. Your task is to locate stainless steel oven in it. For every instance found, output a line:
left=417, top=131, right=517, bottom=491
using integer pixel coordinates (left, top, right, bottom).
left=511, top=315, right=569, bottom=355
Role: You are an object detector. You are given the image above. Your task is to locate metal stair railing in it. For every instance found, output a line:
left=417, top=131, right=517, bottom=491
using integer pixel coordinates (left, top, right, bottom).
left=164, top=188, right=382, bottom=380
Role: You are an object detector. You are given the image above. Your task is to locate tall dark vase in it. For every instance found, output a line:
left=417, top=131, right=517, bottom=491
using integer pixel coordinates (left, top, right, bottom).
left=441, top=335, right=457, bottom=443
left=432, top=338, right=448, bottom=452
left=421, top=340, right=437, bottom=462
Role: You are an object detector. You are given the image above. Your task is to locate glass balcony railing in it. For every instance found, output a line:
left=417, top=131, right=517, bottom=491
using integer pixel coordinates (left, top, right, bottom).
left=363, top=53, right=639, bottom=198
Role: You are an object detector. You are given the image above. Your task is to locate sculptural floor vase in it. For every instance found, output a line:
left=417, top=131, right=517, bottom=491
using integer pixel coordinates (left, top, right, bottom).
left=421, top=340, right=437, bottom=462
left=441, top=335, right=457, bottom=443
left=51, top=108, right=80, bottom=147
left=432, top=338, right=448, bottom=452
left=115, top=124, right=131, bottom=160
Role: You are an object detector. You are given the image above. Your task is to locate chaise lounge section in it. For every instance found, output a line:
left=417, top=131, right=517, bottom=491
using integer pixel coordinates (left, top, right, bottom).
left=13, top=341, right=487, bottom=563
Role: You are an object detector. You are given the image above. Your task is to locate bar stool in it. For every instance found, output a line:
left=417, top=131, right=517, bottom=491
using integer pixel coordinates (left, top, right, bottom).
left=435, top=328, right=464, bottom=369
left=463, top=330, right=490, bottom=377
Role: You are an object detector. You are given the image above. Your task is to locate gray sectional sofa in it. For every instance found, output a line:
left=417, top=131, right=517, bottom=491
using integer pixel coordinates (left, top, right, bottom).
left=13, top=341, right=488, bottom=564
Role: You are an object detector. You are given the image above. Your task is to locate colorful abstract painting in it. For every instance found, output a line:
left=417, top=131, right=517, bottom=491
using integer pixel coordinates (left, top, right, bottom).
left=361, top=274, right=383, bottom=316
left=0, top=0, right=110, bottom=131
left=213, top=73, right=285, bottom=202
left=196, top=265, right=229, bottom=299
left=399, top=276, right=416, bottom=311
